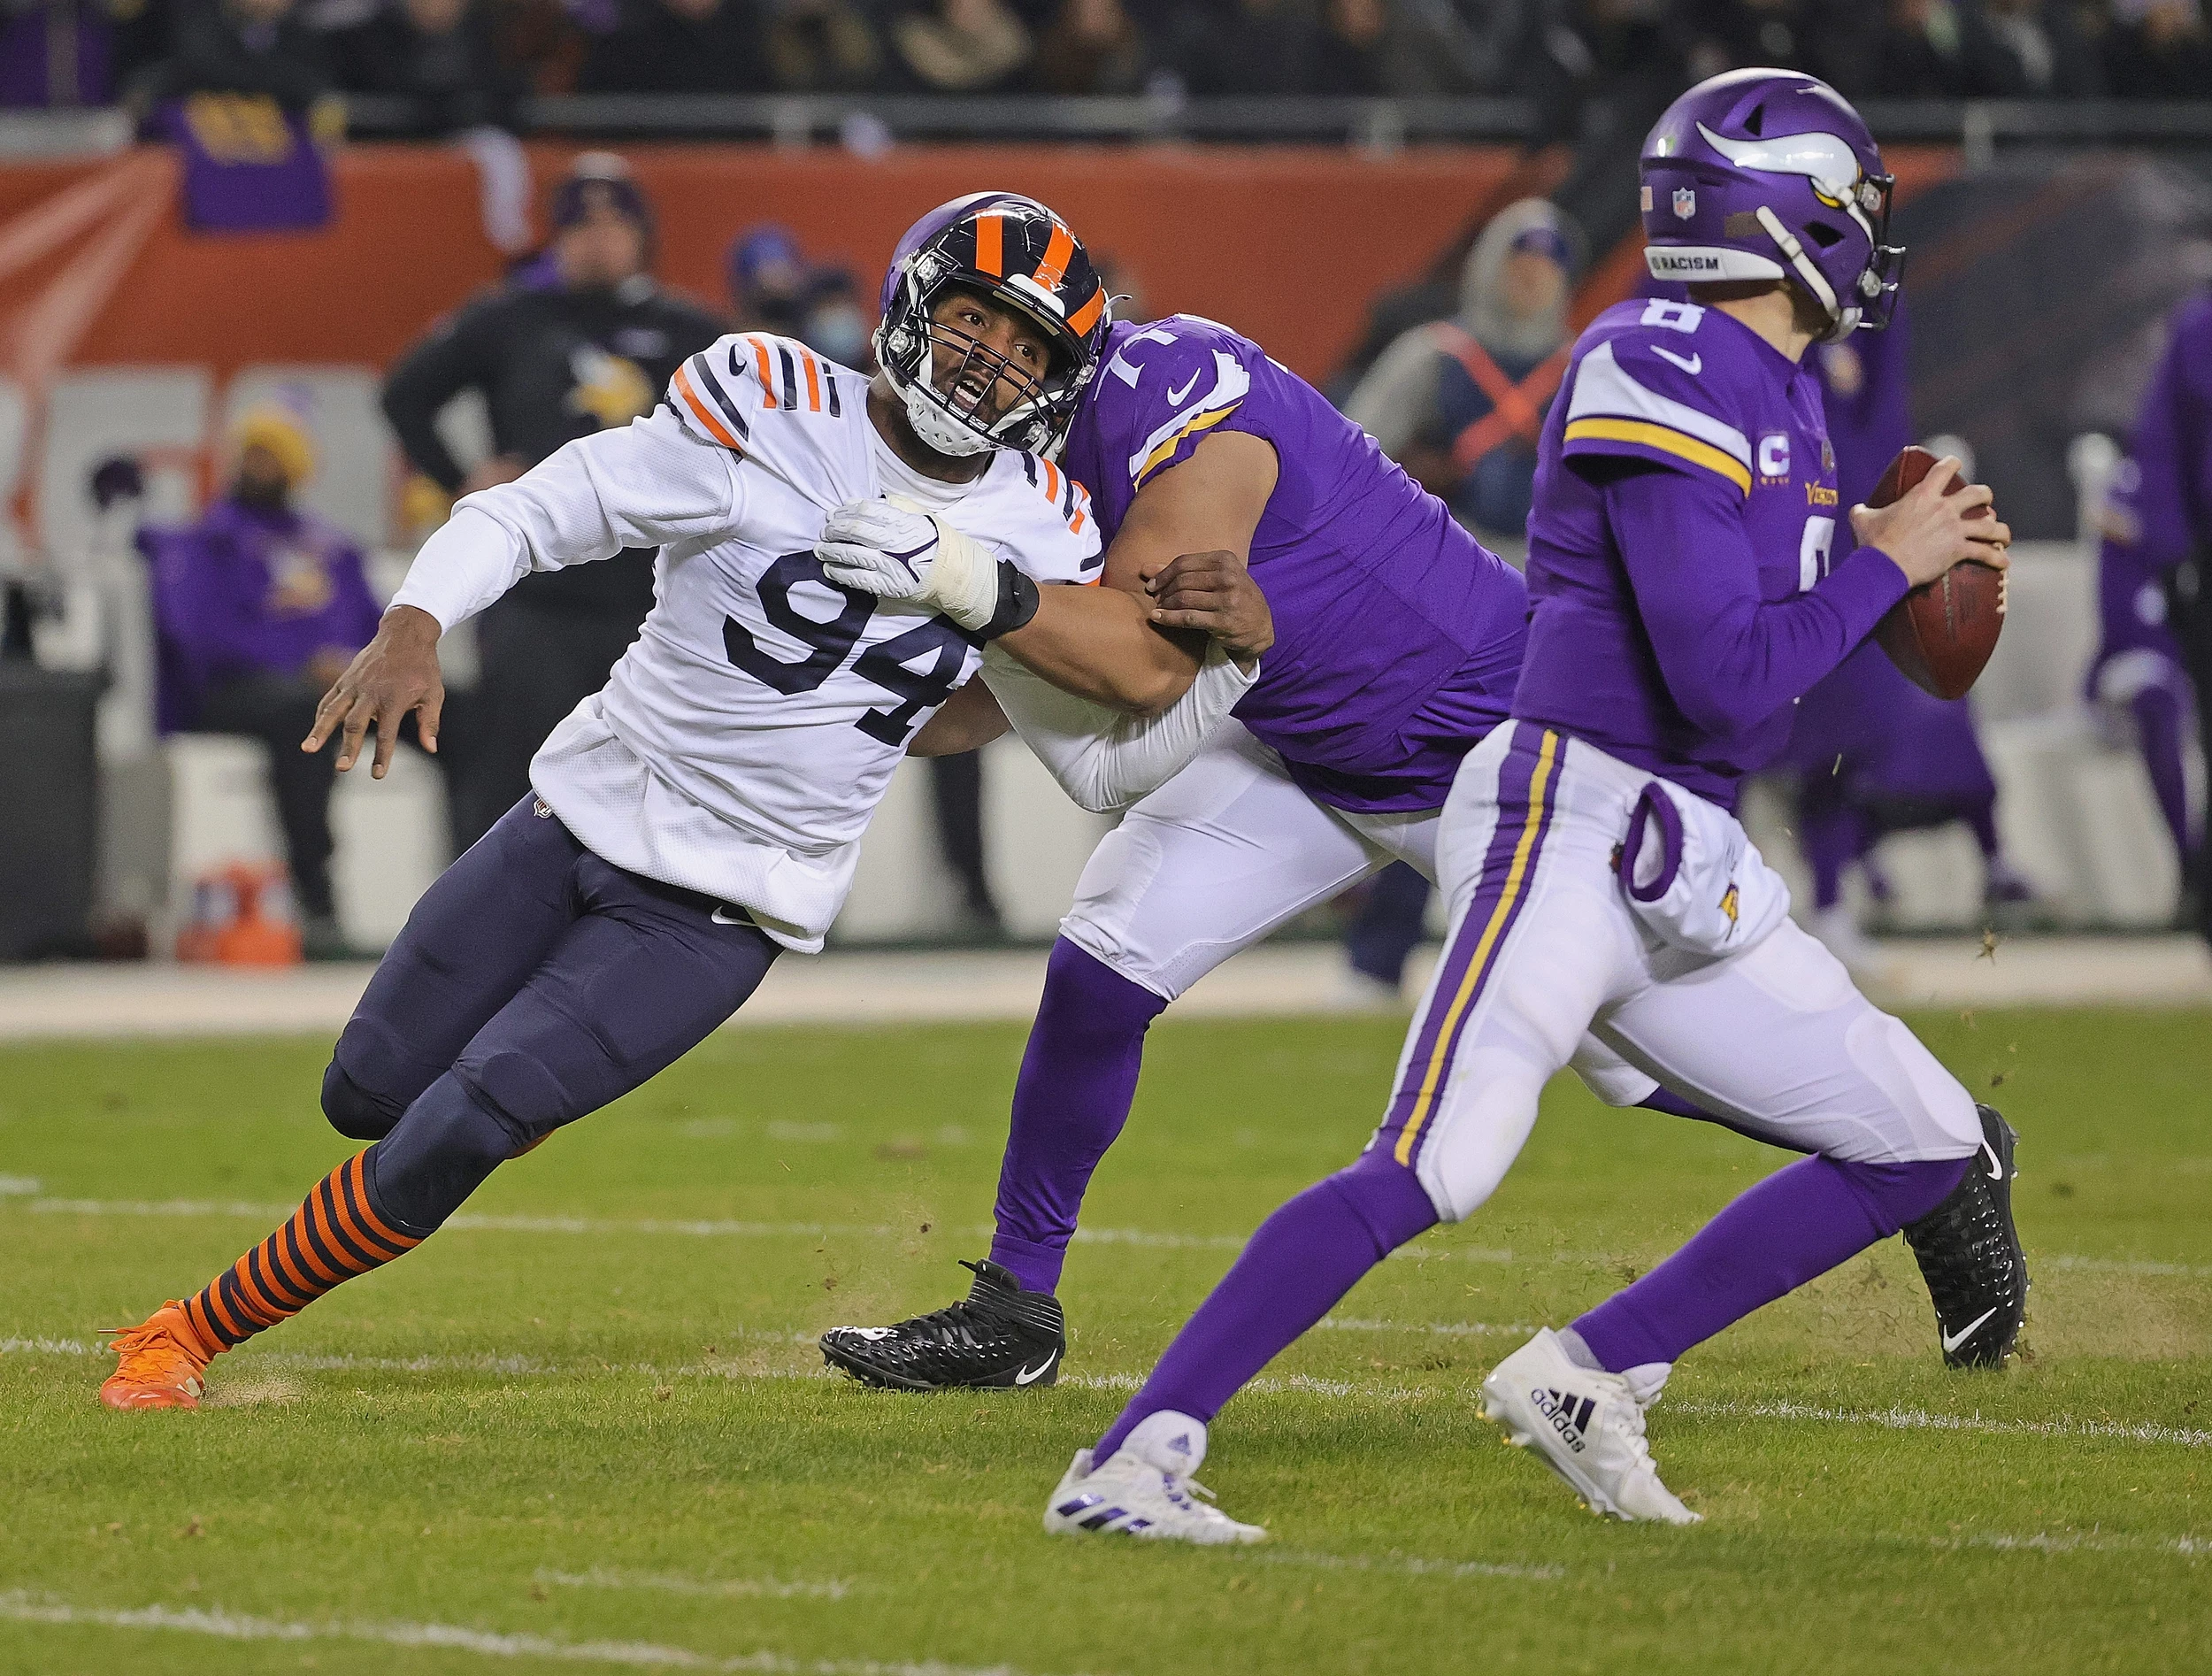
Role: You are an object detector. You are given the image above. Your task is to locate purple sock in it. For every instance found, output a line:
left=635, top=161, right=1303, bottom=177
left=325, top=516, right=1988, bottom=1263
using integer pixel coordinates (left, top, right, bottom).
left=1796, top=801, right=1861, bottom=913
left=986, top=940, right=1168, bottom=1295
left=1572, top=1152, right=1969, bottom=1372
left=1092, top=1153, right=1438, bottom=1462
left=2132, top=686, right=2194, bottom=867
left=1965, top=797, right=2002, bottom=862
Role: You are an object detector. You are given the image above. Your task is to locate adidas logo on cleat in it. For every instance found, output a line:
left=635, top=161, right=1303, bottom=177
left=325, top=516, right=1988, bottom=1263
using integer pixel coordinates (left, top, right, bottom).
left=1530, top=1386, right=1597, bottom=1453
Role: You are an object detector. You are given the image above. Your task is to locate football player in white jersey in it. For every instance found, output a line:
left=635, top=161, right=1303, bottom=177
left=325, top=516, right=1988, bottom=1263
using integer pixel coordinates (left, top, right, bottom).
left=100, top=194, right=1271, bottom=1411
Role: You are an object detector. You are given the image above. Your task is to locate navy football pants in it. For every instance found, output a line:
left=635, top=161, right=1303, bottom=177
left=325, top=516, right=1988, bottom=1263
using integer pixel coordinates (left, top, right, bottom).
left=325, top=796, right=780, bottom=1233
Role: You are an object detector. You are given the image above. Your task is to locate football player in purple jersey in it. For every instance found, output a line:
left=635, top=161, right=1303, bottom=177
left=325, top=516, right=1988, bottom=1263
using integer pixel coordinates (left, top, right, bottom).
left=2087, top=290, right=2212, bottom=929
left=1032, top=70, right=2027, bottom=1541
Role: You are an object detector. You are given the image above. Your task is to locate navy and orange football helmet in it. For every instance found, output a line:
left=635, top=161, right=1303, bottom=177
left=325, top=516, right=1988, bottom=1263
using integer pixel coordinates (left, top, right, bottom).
left=875, top=192, right=1111, bottom=459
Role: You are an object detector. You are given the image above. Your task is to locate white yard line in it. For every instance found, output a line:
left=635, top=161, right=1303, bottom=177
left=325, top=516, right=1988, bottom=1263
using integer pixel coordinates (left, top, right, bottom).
left=1249, top=1549, right=1563, bottom=1583
left=6, top=937, right=2207, bottom=1042
left=1316, top=1317, right=1537, bottom=1338
left=22, top=1198, right=2204, bottom=1292
left=0, top=1196, right=1544, bottom=1270
left=0, top=1591, right=1067, bottom=1674
left=1917, top=1531, right=2210, bottom=1558
left=2045, top=1254, right=2212, bottom=1280
left=536, top=1569, right=856, bottom=1602
left=1671, top=1399, right=2212, bottom=1449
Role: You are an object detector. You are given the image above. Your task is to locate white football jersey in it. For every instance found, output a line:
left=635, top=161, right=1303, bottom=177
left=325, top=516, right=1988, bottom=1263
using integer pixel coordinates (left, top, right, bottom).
left=391, top=332, right=1100, bottom=950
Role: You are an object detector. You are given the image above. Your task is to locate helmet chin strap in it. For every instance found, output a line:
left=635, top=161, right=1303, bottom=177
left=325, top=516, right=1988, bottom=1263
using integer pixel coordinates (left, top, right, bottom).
left=1753, top=204, right=1859, bottom=343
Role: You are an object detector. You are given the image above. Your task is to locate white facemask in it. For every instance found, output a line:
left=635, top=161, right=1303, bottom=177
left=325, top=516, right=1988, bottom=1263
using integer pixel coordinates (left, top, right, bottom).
left=899, top=380, right=995, bottom=457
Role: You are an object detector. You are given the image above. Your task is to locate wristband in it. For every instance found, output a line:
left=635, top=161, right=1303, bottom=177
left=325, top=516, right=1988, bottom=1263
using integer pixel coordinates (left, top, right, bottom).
left=978, top=561, right=1041, bottom=642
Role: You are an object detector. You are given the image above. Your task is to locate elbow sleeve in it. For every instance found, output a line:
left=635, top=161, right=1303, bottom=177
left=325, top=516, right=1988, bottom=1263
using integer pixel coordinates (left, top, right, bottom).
left=985, top=643, right=1258, bottom=812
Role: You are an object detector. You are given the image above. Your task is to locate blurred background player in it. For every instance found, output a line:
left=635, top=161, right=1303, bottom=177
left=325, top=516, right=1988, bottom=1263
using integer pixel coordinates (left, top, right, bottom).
left=2089, top=286, right=2212, bottom=935
left=140, top=403, right=388, bottom=958
left=381, top=153, right=724, bottom=850
left=1334, top=198, right=1582, bottom=1003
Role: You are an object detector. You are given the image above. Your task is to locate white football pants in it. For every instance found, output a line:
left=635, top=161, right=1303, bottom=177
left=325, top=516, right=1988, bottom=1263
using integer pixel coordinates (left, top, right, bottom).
left=1375, top=722, right=1983, bottom=1224
left=1056, top=719, right=1662, bottom=1106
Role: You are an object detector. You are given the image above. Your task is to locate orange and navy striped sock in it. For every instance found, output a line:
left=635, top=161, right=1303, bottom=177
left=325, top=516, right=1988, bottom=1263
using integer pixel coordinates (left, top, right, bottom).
left=180, top=1151, right=426, bottom=1352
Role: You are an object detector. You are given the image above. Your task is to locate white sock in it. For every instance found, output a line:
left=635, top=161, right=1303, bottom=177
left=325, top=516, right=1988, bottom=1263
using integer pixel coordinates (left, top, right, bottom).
left=1121, top=1410, right=1207, bottom=1477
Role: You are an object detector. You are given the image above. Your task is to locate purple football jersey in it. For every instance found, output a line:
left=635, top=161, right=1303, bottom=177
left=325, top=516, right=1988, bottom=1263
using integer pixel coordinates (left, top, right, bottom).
left=2092, top=450, right=2189, bottom=679
left=1513, top=298, right=1909, bottom=809
left=1060, top=316, right=1528, bottom=811
left=1645, top=275, right=1914, bottom=510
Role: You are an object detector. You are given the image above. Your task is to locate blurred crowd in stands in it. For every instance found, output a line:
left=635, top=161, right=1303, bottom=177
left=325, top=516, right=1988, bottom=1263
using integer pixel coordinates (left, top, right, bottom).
left=3, top=0, right=2209, bottom=123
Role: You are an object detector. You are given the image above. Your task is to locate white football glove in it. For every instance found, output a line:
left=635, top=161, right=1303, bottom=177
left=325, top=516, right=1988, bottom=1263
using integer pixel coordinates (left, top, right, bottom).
left=814, top=495, right=1002, bottom=632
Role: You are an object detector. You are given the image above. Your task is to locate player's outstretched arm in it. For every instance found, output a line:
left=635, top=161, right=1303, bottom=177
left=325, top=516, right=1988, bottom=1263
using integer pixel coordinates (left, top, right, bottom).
left=909, top=680, right=1011, bottom=757
left=817, top=439, right=1275, bottom=715
left=987, top=429, right=1277, bottom=712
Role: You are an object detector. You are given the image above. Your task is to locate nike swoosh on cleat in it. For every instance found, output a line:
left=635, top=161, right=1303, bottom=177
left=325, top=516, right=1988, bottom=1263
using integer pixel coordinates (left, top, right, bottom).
left=1941, top=1306, right=2000, bottom=1354
left=1012, top=1356, right=1056, bottom=1386
left=1166, top=371, right=1200, bottom=404
left=1982, top=1140, right=2004, bottom=1180
left=710, top=906, right=749, bottom=926
left=1652, top=347, right=1701, bottom=375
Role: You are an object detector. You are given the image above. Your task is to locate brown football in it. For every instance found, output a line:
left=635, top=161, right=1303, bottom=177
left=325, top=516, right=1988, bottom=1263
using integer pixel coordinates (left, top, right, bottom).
left=1867, top=444, right=2006, bottom=701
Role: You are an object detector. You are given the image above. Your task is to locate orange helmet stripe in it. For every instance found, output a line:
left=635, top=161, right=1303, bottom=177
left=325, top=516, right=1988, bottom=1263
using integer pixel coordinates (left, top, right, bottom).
left=1033, top=221, right=1074, bottom=292
left=1066, top=287, right=1105, bottom=337
left=973, top=212, right=1003, bottom=278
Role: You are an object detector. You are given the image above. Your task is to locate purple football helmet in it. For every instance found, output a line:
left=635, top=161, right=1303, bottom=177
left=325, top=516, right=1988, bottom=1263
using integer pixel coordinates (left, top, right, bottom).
left=1640, top=69, right=1902, bottom=342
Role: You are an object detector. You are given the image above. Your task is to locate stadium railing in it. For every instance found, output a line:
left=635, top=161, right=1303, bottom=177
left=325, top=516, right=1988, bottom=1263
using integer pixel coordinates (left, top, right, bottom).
left=281, top=95, right=2212, bottom=151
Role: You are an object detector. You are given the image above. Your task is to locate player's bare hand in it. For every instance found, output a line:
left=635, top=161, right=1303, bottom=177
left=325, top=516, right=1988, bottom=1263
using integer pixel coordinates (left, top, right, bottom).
left=1141, top=549, right=1273, bottom=667
left=1852, top=457, right=2012, bottom=589
left=303, top=605, right=445, bottom=779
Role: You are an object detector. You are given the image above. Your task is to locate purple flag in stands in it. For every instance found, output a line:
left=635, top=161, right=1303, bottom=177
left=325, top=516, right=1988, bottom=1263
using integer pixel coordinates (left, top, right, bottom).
left=160, top=95, right=330, bottom=234
left=0, top=5, right=113, bottom=106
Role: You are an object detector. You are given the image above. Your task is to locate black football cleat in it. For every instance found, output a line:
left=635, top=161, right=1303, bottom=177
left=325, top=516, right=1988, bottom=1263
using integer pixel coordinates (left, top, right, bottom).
left=1903, top=1104, right=2029, bottom=1369
left=820, top=1259, right=1065, bottom=1391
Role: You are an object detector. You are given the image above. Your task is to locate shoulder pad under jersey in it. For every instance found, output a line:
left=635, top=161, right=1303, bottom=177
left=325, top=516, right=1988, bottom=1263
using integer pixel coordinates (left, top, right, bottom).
left=664, top=333, right=868, bottom=503
left=1561, top=299, right=1761, bottom=497
left=987, top=449, right=1102, bottom=583
left=1088, top=316, right=1262, bottom=494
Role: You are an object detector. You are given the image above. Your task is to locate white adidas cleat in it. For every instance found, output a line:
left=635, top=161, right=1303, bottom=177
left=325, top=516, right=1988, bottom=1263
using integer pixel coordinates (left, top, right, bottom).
left=1479, top=1328, right=1701, bottom=1526
left=1041, top=1411, right=1265, bottom=1545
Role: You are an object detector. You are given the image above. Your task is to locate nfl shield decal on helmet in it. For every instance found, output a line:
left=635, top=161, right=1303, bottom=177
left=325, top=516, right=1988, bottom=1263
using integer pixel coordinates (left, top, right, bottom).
left=1673, top=187, right=1697, bottom=220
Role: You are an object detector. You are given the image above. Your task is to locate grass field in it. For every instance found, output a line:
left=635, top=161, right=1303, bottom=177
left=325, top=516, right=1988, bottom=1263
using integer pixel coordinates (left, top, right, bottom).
left=3, top=1007, right=2208, bottom=1676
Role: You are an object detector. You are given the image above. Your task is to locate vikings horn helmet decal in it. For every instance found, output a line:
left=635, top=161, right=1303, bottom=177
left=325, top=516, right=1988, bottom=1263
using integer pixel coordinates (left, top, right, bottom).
left=1638, top=68, right=1903, bottom=342
left=874, top=192, right=1112, bottom=458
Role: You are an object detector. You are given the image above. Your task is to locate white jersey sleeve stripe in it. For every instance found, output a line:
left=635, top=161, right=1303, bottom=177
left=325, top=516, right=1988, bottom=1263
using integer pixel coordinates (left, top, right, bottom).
left=1126, top=350, right=1252, bottom=488
left=1564, top=340, right=1751, bottom=466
